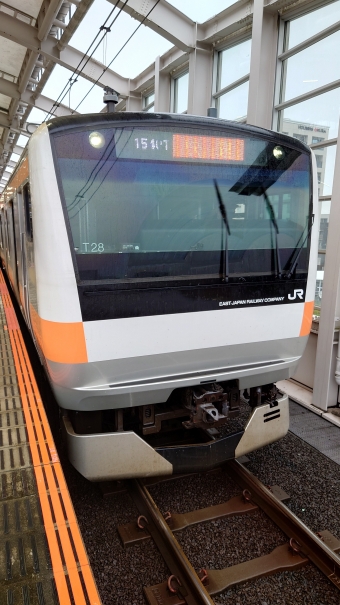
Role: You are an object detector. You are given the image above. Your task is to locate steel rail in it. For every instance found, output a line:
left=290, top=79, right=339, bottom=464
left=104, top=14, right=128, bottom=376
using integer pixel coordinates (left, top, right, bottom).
left=226, top=459, right=340, bottom=590
left=127, top=479, right=214, bottom=605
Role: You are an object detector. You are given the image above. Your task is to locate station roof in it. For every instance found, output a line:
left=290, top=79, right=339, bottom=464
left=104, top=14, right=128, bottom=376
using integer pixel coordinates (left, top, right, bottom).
left=0, top=0, right=97, bottom=189
left=0, top=0, right=303, bottom=191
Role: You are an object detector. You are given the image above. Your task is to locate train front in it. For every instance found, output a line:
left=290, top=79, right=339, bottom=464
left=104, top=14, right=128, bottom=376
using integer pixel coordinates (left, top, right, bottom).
left=29, top=113, right=317, bottom=480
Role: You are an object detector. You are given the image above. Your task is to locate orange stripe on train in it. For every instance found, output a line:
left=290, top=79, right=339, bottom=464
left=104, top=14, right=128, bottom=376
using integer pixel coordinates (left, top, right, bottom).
left=30, top=305, right=88, bottom=364
left=300, top=301, right=314, bottom=337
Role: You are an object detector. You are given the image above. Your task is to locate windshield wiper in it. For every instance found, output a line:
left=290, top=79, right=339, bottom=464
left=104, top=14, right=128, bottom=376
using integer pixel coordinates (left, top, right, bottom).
left=262, top=190, right=282, bottom=278
left=286, top=214, right=314, bottom=278
left=214, top=180, right=231, bottom=282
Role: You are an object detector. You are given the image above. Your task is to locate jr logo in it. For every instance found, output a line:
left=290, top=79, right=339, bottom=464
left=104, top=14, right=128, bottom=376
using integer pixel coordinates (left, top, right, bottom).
left=288, top=289, right=304, bottom=300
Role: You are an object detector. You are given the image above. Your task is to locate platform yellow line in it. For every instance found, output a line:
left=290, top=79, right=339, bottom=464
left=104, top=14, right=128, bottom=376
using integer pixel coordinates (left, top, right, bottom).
left=0, top=271, right=102, bottom=605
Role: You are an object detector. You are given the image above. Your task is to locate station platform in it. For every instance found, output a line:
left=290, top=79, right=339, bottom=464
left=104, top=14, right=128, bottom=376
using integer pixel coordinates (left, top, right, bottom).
left=289, top=399, right=340, bottom=465
left=0, top=271, right=101, bottom=604
left=277, top=379, right=340, bottom=465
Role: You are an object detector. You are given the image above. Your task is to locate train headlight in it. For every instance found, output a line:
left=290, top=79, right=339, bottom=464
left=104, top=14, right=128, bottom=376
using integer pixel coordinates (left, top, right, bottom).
left=273, top=145, right=285, bottom=160
left=89, top=131, right=105, bottom=149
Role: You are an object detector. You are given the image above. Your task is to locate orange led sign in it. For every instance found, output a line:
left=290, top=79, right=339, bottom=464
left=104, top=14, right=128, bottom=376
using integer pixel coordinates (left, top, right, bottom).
left=173, top=134, right=245, bottom=161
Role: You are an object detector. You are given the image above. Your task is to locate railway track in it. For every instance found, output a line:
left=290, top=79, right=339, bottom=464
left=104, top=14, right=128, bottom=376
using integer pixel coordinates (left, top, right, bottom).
left=117, top=460, right=340, bottom=604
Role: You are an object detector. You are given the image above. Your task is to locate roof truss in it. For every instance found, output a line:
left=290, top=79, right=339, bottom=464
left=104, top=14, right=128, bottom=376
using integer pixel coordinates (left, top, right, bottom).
left=0, top=0, right=304, bottom=190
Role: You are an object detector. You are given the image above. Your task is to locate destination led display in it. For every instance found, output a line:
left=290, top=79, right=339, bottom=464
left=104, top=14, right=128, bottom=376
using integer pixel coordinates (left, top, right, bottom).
left=172, top=134, right=245, bottom=162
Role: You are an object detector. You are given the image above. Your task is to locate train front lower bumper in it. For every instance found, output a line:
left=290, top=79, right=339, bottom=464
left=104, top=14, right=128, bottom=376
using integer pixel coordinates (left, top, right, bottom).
left=62, top=394, right=289, bottom=481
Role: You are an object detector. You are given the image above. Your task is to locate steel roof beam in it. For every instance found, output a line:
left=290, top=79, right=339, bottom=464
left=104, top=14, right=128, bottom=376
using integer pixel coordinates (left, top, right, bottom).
left=38, top=0, right=65, bottom=41
left=57, top=0, right=95, bottom=50
left=5, top=144, right=25, bottom=156
left=264, top=0, right=327, bottom=17
left=198, top=0, right=254, bottom=44
left=159, top=47, right=189, bottom=74
left=57, top=43, right=129, bottom=95
left=0, top=78, right=20, bottom=101
left=21, top=91, right=77, bottom=117
left=111, top=0, right=196, bottom=52
left=0, top=0, right=95, bottom=184
left=131, top=46, right=189, bottom=97
left=0, top=11, right=129, bottom=96
left=17, top=51, right=40, bottom=96
left=0, top=113, right=10, bottom=128
left=0, top=76, right=72, bottom=117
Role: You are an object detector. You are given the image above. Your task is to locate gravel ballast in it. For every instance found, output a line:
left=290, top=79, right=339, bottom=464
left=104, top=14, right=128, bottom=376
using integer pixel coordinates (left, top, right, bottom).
left=11, top=263, right=340, bottom=603
left=60, top=418, right=340, bottom=605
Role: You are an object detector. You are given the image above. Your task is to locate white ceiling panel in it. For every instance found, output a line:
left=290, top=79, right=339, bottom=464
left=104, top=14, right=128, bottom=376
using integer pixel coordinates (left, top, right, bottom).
left=0, top=93, right=11, bottom=110
left=4, top=0, right=43, bottom=19
left=0, top=38, right=27, bottom=78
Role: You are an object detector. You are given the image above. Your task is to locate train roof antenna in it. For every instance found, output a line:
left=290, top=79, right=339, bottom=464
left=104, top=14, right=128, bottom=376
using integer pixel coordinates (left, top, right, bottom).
left=103, top=87, right=119, bottom=112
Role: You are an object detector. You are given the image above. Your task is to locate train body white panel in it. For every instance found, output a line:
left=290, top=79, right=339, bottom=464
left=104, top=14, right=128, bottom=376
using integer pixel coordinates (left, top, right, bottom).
left=84, top=303, right=304, bottom=363
left=29, top=124, right=82, bottom=323
left=47, top=336, right=305, bottom=410
left=1, top=112, right=318, bottom=480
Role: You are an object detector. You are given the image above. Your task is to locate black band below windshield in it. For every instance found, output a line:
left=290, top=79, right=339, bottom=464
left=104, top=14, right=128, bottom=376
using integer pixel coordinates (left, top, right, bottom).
left=78, top=278, right=307, bottom=321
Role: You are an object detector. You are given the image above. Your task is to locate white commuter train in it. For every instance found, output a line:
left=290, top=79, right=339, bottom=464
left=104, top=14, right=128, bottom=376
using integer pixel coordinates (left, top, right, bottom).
left=0, top=113, right=318, bottom=480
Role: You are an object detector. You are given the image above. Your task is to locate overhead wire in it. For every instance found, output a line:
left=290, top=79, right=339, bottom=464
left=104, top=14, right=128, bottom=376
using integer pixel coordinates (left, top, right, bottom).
left=68, top=130, right=134, bottom=219
left=44, top=2, right=119, bottom=120
left=71, top=0, right=162, bottom=113
left=45, top=0, right=127, bottom=119
left=46, top=0, right=163, bottom=216
left=67, top=129, right=119, bottom=213
left=44, top=0, right=129, bottom=121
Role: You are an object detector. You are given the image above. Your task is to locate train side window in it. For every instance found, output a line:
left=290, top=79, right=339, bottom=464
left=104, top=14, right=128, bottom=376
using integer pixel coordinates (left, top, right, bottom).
left=23, top=184, right=33, bottom=240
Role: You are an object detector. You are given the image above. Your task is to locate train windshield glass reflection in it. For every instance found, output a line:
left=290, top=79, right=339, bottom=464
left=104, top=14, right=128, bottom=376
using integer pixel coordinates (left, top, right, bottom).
left=52, top=125, right=311, bottom=283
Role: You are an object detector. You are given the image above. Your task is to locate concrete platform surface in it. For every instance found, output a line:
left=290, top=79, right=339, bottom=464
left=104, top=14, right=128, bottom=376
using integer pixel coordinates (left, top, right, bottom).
left=0, top=270, right=101, bottom=605
left=289, top=400, right=340, bottom=465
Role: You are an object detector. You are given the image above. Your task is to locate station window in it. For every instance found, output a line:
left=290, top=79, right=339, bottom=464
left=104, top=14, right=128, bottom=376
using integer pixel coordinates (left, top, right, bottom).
left=143, top=92, right=155, bottom=112
left=214, top=38, right=251, bottom=121
left=23, top=183, right=33, bottom=241
left=172, top=71, right=189, bottom=113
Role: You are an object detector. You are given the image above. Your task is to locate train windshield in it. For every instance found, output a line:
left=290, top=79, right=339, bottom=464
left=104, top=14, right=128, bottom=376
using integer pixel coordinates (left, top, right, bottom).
left=52, top=124, right=311, bottom=283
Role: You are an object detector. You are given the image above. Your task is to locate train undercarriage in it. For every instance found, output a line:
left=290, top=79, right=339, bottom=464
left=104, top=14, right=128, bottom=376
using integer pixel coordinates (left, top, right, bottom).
left=62, top=381, right=289, bottom=481
left=67, top=380, right=278, bottom=438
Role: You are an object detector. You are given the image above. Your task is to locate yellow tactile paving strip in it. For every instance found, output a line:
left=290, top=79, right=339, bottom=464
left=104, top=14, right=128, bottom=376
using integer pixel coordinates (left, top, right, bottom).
left=0, top=270, right=102, bottom=605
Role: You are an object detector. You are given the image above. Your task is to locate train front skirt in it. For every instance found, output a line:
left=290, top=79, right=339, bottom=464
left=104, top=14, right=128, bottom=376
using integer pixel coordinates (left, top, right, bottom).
left=62, top=393, right=289, bottom=481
